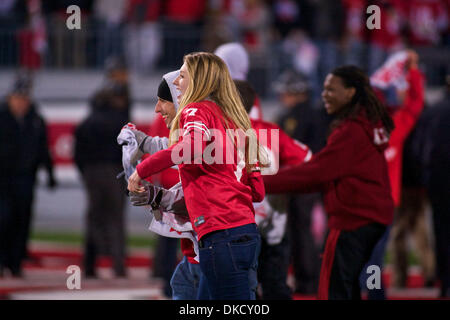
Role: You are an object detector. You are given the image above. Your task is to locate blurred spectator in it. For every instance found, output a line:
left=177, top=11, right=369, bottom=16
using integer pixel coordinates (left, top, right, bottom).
left=310, top=0, right=345, bottom=85
left=444, top=0, right=450, bottom=46
left=93, top=0, right=127, bottom=66
left=0, top=0, right=27, bottom=66
left=43, top=0, right=94, bottom=68
left=422, top=74, right=450, bottom=298
left=341, top=0, right=366, bottom=67
left=124, top=0, right=162, bottom=74
left=404, top=0, right=448, bottom=47
left=103, top=55, right=131, bottom=118
left=270, top=0, right=302, bottom=40
left=281, top=29, right=320, bottom=99
left=0, top=71, right=56, bottom=277
left=234, top=0, right=271, bottom=55
left=367, top=0, right=406, bottom=74
left=160, top=0, right=207, bottom=68
left=201, top=1, right=234, bottom=52
left=74, top=59, right=131, bottom=278
left=388, top=108, right=436, bottom=289
left=17, top=0, right=47, bottom=70
left=273, top=70, right=331, bottom=295
left=361, top=50, right=426, bottom=300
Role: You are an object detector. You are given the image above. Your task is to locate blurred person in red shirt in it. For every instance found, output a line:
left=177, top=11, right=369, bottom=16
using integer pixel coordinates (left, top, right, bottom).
left=404, top=0, right=448, bottom=47
left=359, top=50, right=429, bottom=299
left=236, top=79, right=313, bottom=299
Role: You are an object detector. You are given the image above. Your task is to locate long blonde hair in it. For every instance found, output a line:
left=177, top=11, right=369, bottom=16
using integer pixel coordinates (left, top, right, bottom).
left=169, top=52, right=268, bottom=171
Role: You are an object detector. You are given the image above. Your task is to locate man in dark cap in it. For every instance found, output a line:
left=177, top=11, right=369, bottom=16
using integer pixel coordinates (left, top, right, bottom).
left=422, top=74, right=450, bottom=298
left=0, top=71, right=56, bottom=277
left=101, top=56, right=131, bottom=120
left=74, top=60, right=131, bottom=278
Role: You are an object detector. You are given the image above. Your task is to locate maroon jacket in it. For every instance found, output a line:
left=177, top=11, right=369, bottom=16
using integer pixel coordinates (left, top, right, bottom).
left=263, top=113, right=394, bottom=231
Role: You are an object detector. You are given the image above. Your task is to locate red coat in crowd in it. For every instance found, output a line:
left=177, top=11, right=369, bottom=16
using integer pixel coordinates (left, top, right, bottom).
left=385, top=68, right=425, bottom=206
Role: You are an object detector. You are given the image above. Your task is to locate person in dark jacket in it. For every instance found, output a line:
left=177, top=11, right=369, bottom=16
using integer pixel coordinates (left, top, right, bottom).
left=74, top=77, right=130, bottom=278
left=264, top=65, right=395, bottom=300
left=273, top=70, right=332, bottom=294
left=422, top=75, right=450, bottom=298
left=0, top=73, right=55, bottom=277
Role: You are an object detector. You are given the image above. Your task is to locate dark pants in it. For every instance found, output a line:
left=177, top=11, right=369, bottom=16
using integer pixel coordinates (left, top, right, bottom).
left=198, top=223, right=261, bottom=300
left=81, top=164, right=127, bottom=277
left=0, top=175, right=35, bottom=275
left=359, top=226, right=391, bottom=300
left=257, top=235, right=292, bottom=300
left=429, top=190, right=450, bottom=297
left=153, top=236, right=179, bottom=298
left=288, top=194, right=321, bottom=294
left=318, top=223, right=386, bottom=300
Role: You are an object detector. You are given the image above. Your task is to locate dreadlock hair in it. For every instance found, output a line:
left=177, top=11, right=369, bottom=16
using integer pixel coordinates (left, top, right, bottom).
left=330, top=65, right=395, bottom=134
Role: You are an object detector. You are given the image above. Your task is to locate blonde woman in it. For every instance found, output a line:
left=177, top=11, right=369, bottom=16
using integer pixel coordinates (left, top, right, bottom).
left=128, top=52, right=266, bottom=299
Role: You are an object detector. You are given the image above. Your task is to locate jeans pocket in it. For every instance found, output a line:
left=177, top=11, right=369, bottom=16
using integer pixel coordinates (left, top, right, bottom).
left=228, top=233, right=260, bottom=272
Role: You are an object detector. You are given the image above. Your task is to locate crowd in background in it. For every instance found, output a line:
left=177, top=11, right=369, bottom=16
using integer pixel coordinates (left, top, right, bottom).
left=0, top=0, right=449, bottom=95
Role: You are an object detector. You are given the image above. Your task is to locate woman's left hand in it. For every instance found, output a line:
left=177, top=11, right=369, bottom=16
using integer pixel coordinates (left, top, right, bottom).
left=128, top=170, right=145, bottom=193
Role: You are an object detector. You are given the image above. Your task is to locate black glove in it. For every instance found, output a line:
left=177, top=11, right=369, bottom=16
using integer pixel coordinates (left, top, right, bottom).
left=129, top=184, right=163, bottom=210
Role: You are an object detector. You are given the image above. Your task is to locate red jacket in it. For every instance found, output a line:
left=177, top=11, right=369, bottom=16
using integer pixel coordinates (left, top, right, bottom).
left=263, top=113, right=394, bottom=231
left=137, top=100, right=263, bottom=239
left=385, top=68, right=425, bottom=206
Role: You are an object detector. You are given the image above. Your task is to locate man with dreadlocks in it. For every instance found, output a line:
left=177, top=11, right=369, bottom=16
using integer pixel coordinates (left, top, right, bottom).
left=263, top=65, right=395, bottom=300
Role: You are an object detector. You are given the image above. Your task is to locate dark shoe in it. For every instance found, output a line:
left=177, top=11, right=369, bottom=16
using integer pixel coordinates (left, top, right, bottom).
left=10, top=268, right=23, bottom=278
left=114, top=268, right=127, bottom=278
left=84, top=269, right=97, bottom=279
left=440, top=287, right=450, bottom=298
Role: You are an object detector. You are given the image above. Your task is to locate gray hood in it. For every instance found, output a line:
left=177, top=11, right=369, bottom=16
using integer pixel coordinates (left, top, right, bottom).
left=162, top=70, right=181, bottom=111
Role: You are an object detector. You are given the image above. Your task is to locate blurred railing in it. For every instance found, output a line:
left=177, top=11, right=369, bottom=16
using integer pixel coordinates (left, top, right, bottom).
left=1, top=22, right=449, bottom=97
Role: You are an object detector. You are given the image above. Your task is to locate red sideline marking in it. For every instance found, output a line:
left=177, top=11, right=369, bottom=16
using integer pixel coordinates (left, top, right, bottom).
left=26, top=250, right=152, bottom=270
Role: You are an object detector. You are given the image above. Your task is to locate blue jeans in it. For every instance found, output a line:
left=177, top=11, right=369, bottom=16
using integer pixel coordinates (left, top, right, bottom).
left=170, top=256, right=203, bottom=300
left=197, top=223, right=261, bottom=300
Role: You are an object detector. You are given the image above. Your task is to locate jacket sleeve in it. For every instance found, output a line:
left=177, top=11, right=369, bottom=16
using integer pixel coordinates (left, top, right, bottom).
left=278, top=128, right=313, bottom=166
left=390, top=68, right=425, bottom=146
left=136, top=133, right=207, bottom=179
left=136, top=106, right=210, bottom=179
left=37, top=117, right=54, bottom=176
left=263, top=122, right=366, bottom=194
left=247, top=169, right=265, bottom=202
